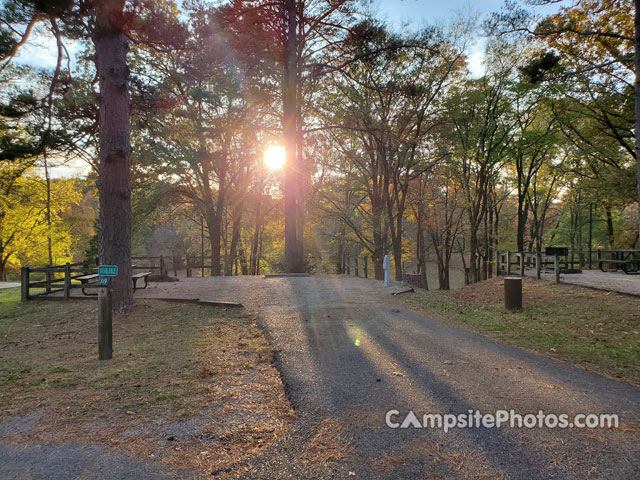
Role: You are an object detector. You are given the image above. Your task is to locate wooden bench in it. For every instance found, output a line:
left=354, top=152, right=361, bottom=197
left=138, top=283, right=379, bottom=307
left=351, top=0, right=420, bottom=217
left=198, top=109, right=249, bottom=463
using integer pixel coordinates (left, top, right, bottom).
left=132, top=272, right=152, bottom=291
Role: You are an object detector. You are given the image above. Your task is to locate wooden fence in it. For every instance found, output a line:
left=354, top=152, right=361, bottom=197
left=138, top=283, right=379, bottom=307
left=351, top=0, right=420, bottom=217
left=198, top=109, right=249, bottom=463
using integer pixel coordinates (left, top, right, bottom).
left=131, top=255, right=170, bottom=276
left=21, top=259, right=99, bottom=301
left=185, top=254, right=213, bottom=277
left=342, top=254, right=369, bottom=279
left=496, top=251, right=568, bottom=283
left=21, top=255, right=176, bottom=301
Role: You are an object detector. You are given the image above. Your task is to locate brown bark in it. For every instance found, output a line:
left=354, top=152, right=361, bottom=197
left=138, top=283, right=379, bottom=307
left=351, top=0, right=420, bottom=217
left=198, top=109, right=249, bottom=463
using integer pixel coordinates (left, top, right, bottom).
left=93, top=0, right=132, bottom=311
left=605, top=204, right=615, bottom=247
left=283, top=0, right=304, bottom=273
left=226, top=201, right=244, bottom=276
left=635, top=0, right=640, bottom=237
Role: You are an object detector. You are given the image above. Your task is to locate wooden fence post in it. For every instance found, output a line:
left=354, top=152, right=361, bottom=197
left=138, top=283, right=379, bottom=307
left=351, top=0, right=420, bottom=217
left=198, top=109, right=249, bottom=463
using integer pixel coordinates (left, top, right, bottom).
left=21, top=267, right=30, bottom=302
left=45, top=268, right=52, bottom=294
left=98, top=278, right=113, bottom=360
left=355, top=257, right=359, bottom=277
left=63, top=263, right=71, bottom=299
left=506, top=251, right=511, bottom=275
left=364, top=256, right=368, bottom=279
left=342, top=252, right=346, bottom=274
left=495, top=250, right=501, bottom=276
left=346, top=256, right=350, bottom=275
left=554, top=255, right=560, bottom=284
left=519, top=253, right=524, bottom=277
left=160, top=255, right=168, bottom=276
left=535, top=252, right=541, bottom=280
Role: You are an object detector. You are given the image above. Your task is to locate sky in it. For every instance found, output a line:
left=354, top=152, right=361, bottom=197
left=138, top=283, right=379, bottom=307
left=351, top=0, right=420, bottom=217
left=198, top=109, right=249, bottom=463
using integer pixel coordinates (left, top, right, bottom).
left=15, top=0, right=564, bottom=75
left=12, top=0, right=563, bottom=177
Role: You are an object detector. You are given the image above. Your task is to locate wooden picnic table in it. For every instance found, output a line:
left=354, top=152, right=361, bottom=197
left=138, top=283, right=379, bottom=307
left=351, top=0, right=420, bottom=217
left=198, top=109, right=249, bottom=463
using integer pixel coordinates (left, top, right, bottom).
left=75, top=271, right=152, bottom=295
left=597, top=249, right=640, bottom=274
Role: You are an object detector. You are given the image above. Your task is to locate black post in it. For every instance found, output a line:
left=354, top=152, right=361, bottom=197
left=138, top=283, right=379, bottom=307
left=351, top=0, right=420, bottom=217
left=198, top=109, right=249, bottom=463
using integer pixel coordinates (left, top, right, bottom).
left=364, top=256, right=368, bottom=279
left=589, top=202, right=595, bottom=269
left=98, top=278, right=113, bottom=360
left=201, top=215, right=205, bottom=278
left=504, top=276, right=522, bottom=311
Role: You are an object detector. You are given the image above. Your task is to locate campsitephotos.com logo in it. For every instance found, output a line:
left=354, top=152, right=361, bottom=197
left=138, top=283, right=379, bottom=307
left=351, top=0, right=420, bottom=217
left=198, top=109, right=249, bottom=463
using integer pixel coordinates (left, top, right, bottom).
left=385, top=409, right=619, bottom=433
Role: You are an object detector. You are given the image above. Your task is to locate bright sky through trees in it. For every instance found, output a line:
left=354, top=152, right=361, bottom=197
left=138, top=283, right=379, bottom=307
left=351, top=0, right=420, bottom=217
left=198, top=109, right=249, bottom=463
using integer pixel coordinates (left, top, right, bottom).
left=264, top=145, right=286, bottom=171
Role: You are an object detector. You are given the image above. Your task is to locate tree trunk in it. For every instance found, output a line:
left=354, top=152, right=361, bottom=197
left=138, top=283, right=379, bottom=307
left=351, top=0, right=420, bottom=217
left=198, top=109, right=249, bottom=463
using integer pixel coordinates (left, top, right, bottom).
left=392, top=235, right=403, bottom=281
left=44, top=151, right=53, bottom=266
left=207, top=210, right=222, bottom=276
left=226, top=203, right=243, bottom=276
left=251, top=177, right=263, bottom=275
left=373, top=254, right=384, bottom=280
left=606, top=204, right=615, bottom=247
left=371, top=197, right=386, bottom=281
left=238, top=241, right=249, bottom=275
left=438, top=261, right=450, bottom=290
left=516, top=199, right=529, bottom=253
left=635, top=0, right=640, bottom=238
left=93, top=0, right=132, bottom=311
left=469, top=226, right=478, bottom=284
left=283, top=0, right=304, bottom=273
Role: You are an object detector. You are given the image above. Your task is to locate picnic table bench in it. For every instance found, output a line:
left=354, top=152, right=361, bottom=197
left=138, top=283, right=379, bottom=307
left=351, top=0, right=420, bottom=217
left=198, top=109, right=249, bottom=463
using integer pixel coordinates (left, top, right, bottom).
left=75, top=271, right=152, bottom=295
left=132, top=271, right=152, bottom=290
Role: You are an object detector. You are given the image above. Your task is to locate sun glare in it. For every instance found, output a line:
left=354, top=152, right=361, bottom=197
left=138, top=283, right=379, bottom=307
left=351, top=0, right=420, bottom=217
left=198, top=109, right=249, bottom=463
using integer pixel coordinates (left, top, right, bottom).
left=263, top=145, right=286, bottom=170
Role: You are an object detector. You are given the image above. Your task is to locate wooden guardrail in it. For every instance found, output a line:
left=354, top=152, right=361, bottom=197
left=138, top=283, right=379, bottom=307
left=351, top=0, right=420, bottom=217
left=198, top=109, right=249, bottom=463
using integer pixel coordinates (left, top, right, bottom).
left=21, top=259, right=99, bottom=301
left=496, top=251, right=564, bottom=283
left=342, top=254, right=369, bottom=279
left=131, top=255, right=169, bottom=276
left=185, top=254, right=212, bottom=277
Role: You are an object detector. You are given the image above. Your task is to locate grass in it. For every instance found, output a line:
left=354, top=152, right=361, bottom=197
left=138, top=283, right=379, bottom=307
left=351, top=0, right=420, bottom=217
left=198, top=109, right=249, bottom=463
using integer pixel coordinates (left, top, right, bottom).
left=395, top=278, right=640, bottom=385
left=0, top=289, right=294, bottom=474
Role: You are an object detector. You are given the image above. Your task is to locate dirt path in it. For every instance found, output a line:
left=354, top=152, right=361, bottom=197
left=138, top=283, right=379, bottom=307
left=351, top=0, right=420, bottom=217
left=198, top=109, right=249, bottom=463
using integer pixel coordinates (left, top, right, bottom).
left=138, top=275, right=640, bottom=479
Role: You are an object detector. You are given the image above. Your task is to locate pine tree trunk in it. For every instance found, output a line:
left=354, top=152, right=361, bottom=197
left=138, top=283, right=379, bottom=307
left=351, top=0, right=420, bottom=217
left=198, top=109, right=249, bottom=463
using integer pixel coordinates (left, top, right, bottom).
left=283, top=0, right=304, bottom=272
left=93, top=0, right=132, bottom=311
left=635, top=0, right=640, bottom=237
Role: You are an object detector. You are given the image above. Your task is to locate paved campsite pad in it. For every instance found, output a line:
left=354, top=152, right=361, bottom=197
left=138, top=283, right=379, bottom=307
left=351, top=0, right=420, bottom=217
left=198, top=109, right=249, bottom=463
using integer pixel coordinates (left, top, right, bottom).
left=0, top=297, right=293, bottom=478
left=137, top=275, right=640, bottom=479
left=396, top=276, right=640, bottom=384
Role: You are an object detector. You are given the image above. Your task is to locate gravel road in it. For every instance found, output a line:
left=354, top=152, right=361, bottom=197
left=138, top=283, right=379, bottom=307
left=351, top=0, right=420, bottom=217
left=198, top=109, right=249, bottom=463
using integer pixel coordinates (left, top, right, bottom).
left=3, top=275, right=640, bottom=479
left=140, top=275, right=640, bottom=479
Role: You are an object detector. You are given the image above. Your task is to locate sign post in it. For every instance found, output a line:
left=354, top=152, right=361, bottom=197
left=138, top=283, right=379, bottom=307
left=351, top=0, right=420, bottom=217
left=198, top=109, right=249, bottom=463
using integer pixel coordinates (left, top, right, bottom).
left=383, top=254, right=390, bottom=287
left=97, top=266, right=117, bottom=360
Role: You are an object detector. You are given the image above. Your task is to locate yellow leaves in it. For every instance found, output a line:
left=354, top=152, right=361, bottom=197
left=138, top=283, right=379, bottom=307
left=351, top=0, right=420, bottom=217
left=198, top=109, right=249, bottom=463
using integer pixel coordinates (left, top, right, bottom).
left=0, top=173, right=82, bottom=268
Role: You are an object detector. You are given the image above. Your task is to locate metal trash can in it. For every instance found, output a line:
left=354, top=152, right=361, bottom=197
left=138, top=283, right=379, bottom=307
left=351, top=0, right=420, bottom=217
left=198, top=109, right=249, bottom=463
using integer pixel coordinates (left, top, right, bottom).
left=504, top=276, right=522, bottom=311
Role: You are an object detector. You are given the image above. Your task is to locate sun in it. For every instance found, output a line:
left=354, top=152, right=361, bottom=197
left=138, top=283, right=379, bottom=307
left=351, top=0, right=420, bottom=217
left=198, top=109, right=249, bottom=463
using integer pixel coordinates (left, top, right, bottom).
left=263, top=145, right=286, bottom=170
